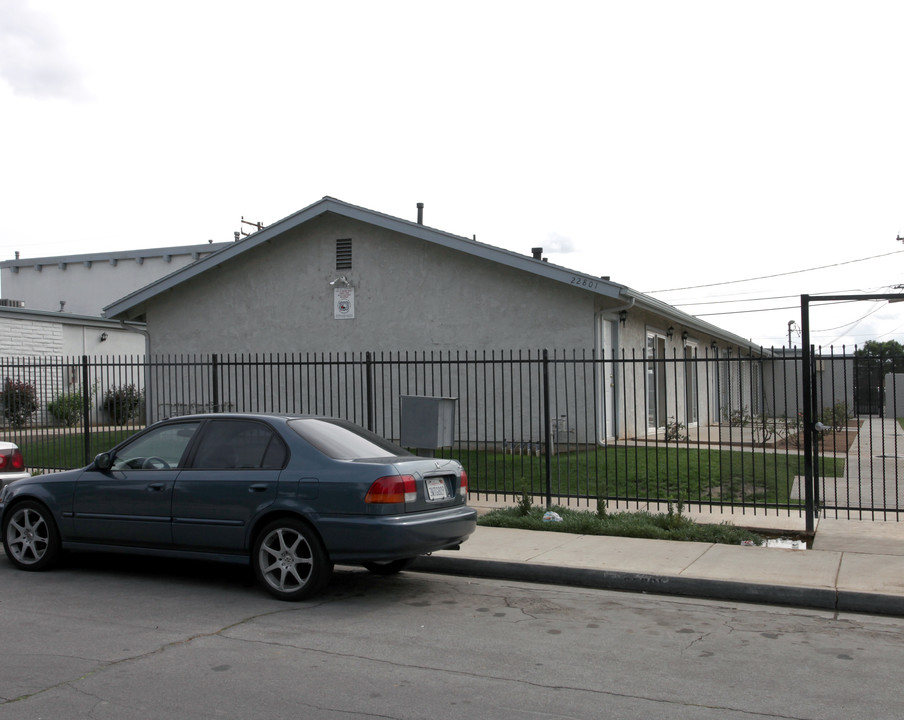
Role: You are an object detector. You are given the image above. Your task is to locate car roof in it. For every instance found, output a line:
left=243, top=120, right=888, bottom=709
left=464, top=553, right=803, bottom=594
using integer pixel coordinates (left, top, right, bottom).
left=158, top=412, right=335, bottom=423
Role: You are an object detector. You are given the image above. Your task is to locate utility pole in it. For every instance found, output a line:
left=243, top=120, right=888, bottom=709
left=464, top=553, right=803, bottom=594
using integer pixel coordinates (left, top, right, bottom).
left=787, top=320, right=799, bottom=349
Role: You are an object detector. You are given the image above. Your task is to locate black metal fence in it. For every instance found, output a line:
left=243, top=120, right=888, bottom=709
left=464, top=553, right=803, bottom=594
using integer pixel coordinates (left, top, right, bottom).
left=0, top=349, right=900, bottom=521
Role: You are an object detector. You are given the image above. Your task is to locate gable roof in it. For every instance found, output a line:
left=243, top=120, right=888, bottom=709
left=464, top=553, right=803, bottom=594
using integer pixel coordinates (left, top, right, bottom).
left=103, top=197, right=757, bottom=348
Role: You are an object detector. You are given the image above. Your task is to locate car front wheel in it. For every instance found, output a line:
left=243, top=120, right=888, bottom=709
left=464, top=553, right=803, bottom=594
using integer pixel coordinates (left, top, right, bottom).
left=252, top=518, right=331, bottom=601
left=3, top=501, right=61, bottom=571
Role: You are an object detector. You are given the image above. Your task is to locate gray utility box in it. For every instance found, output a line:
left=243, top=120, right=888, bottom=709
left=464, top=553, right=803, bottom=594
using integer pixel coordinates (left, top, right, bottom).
left=400, top=395, right=457, bottom=449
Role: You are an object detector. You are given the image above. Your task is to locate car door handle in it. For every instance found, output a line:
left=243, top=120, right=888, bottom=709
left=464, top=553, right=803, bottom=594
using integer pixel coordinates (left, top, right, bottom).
left=147, top=483, right=167, bottom=492
left=249, top=483, right=269, bottom=492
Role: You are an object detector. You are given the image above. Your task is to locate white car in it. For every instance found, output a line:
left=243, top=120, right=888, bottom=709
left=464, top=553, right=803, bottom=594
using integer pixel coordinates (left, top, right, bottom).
left=0, top=442, right=29, bottom=488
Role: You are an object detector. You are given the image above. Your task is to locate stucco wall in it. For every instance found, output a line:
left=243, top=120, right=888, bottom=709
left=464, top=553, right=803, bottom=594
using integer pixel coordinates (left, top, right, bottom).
left=146, top=216, right=604, bottom=355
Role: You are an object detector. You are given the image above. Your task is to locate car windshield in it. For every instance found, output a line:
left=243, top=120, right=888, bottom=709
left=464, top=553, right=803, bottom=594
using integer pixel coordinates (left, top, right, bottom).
left=287, top=418, right=411, bottom=460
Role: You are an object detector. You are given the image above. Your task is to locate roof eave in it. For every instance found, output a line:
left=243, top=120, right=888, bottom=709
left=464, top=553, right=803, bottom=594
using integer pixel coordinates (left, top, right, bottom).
left=105, top=197, right=628, bottom=318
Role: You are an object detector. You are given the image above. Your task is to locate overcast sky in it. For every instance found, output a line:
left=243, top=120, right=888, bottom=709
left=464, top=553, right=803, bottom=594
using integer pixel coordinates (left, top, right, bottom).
left=2, top=0, right=903, bottom=349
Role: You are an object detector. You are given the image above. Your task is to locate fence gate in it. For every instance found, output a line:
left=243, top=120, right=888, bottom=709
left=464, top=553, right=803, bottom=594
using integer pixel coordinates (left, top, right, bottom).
left=801, top=293, right=904, bottom=528
left=853, top=355, right=884, bottom=415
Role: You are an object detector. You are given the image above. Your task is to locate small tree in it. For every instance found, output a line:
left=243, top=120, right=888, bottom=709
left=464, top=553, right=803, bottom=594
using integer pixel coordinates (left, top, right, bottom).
left=103, top=384, right=144, bottom=425
left=1, top=377, right=39, bottom=428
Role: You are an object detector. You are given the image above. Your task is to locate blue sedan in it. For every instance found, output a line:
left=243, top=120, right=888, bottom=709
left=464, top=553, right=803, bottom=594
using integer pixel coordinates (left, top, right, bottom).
left=0, top=414, right=476, bottom=600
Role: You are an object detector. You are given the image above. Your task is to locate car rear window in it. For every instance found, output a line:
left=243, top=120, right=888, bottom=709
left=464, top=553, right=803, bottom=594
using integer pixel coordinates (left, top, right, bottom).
left=287, top=418, right=411, bottom=460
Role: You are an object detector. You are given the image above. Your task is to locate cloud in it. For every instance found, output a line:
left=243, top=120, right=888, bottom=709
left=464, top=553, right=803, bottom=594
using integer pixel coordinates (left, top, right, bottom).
left=0, top=0, right=88, bottom=100
left=544, top=232, right=575, bottom=254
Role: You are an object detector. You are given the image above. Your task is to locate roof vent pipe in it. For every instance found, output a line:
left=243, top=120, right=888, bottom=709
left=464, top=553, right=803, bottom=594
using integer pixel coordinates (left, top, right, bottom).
left=531, top=247, right=543, bottom=260
left=417, top=203, right=424, bottom=225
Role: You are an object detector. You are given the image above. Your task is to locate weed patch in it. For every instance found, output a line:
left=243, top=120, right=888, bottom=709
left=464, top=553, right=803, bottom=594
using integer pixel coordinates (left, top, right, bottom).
left=478, top=504, right=764, bottom=545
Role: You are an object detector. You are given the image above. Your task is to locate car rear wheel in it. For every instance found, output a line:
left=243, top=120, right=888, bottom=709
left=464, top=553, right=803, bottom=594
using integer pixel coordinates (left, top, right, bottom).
left=362, top=558, right=414, bottom=575
left=252, top=518, right=331, bottom=601
left=3, top=501, right=61, bottom=571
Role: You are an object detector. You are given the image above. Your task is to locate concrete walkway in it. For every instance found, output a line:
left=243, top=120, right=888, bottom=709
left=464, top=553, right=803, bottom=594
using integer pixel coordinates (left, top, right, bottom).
left=414, top=507, right=904, bottom=617
left=820, top=415, right=904, bottom=513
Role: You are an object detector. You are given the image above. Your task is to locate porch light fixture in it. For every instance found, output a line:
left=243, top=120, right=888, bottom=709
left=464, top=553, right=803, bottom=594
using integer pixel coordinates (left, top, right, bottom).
left=682, top=330, right=689, bottom=343
left=100, top=332, right=108, bottom=342
left=667, top=326, right=674, bottom=339
left=619, top=310, right=627, bottom=326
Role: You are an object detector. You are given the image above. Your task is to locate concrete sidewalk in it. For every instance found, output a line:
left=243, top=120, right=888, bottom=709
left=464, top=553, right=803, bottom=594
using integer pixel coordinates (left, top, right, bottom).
left=413, top=510, right=904, bottom=617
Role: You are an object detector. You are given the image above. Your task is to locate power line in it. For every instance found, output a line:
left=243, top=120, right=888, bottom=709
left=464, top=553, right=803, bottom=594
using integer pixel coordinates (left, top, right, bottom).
left=644, top=250, right=904, bottom=293
left=822, top=303, right=887, bottom=346
left=667, top=285, right=895, bottom=307
left=694, top=299, right=860, bottom=317
left=816, top=302, right=885, bottom=332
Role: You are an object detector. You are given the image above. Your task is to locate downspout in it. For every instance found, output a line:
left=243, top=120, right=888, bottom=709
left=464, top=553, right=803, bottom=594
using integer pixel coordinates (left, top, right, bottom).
left=594, top=297, right=635, bottom=445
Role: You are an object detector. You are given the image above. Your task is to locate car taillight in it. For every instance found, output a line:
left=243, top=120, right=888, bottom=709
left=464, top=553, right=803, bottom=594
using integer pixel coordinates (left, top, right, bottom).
left=0, top=449, right=22, bottom=471
left=459, top=470, right=468, bottom=499
left=365, top=475, right=417, bottom=504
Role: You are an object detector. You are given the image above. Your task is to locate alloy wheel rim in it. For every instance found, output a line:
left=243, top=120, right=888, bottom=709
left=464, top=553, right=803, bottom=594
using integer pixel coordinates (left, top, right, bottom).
left=259, top=527, right=313, bottom=592
left=7, top=508, right=49, bottom=565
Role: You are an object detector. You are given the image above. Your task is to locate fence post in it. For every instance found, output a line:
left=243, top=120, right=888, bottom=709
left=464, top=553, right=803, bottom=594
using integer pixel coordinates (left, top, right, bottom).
left=801, top=295, right=816, bottom=533
left=81, top=355, right=91, bottom=467
left=366, top=351, right=374, bottom=431
left=810, top=348, right=821, bottom=516
left=543, top=349, right=552, bottom=508
left=211, top=353, right=220, bottom=412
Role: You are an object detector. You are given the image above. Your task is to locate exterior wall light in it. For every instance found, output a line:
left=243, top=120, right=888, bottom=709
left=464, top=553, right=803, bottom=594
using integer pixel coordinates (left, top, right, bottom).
left=100, top=332, right=108, bottom=342
left=666, top=326, right=674, bottom=339
left=619, top=310, right=627, bottom=326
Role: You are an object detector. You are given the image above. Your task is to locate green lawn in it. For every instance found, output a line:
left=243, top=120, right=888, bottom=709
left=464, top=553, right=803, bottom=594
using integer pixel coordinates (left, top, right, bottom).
left=443, top=445, right=845, bottom=507
left=19, top=428, right=140, bottom=470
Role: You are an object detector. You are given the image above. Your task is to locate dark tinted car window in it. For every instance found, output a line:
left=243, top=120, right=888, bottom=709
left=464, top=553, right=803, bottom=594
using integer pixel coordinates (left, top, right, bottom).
left=193, top=420, right=287, bottom=469
left=112, top=422, right=201, bottom=470
left=287, top=418, right=411, bottom=460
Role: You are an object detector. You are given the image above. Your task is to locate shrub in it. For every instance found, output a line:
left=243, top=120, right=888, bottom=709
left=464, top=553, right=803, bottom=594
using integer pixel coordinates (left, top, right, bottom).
left=1, top=377, right=38, bottom=428
left=820, top=401, right=851, bottom=432
left=664, top=417, right=687, bottom=442
left=103, top=384, right=144, bottom=425
left=47, top=390, right=91, bottom=427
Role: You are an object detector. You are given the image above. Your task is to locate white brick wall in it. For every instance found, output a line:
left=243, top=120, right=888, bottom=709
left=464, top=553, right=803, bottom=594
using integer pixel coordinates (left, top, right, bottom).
left=0, top=318, right=63, bottom=356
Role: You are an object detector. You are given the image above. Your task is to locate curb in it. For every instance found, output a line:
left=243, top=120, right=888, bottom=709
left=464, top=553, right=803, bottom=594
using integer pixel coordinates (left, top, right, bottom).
left=412, top=555, right=904, bottom=617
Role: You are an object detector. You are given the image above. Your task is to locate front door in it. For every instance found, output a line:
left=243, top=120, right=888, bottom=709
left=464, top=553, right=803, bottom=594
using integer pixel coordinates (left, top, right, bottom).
left=73, top=421, right=201, bottom=545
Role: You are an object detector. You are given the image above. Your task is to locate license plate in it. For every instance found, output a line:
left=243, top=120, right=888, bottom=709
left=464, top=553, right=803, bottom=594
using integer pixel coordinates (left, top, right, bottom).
left=426, top=477, right=448, bottom=501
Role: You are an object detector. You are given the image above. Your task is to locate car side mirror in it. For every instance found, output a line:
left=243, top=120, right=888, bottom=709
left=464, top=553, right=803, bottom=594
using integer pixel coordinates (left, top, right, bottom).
left=93, top=452, right=113, bottom=471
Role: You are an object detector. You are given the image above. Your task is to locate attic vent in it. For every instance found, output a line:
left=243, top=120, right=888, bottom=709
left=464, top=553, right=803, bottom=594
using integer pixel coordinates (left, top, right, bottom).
left=336, top=238, right=352, bottom=270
